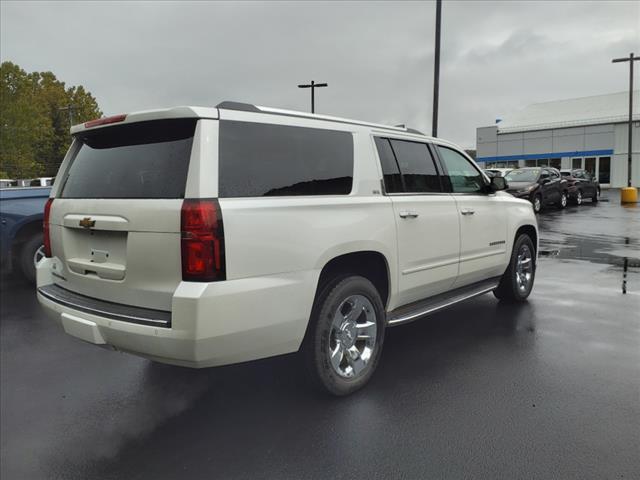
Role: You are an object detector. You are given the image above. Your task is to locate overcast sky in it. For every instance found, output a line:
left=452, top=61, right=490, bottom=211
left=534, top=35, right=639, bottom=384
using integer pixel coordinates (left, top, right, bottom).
left=1, top=0, right=639, bottom=147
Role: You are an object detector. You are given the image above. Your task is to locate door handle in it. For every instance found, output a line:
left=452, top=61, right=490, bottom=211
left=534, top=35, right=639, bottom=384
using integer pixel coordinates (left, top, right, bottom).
left=461, top=208, right=475, bottom=215
left=399, top=211, right=419, bottom=219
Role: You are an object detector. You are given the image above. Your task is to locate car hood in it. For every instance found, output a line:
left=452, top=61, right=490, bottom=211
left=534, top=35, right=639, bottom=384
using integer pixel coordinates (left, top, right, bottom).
left=506, top=181, right=536, bottom=191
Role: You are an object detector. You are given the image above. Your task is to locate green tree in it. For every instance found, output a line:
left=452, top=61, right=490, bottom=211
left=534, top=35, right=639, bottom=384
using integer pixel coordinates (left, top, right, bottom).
left=0, top=61, right=102, bottom=178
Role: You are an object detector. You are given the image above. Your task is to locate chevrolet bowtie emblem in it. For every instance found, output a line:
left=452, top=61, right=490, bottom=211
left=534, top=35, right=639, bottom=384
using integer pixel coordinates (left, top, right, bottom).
left=79, top=217, right=96, bottom=229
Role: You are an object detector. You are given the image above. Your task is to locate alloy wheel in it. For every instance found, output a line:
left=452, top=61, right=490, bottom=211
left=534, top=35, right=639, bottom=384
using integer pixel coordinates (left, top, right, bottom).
left=515, top=245, right=534, bottom=293
left=329, top=295, right=377, bottom=379
left=33, top=245, right=45, bottom=267
left=533, top=197, right=541, bottom=213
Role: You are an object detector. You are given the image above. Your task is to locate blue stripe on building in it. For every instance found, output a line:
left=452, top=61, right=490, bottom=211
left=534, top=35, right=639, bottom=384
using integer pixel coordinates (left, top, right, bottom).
left=476, top=149, right=614, bottom=163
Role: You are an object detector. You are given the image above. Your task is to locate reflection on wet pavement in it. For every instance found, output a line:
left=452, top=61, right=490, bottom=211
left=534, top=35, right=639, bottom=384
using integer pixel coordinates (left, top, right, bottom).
left=537, top=191, right=639, bottom=293
left=1, top=189, right=639, bottom=480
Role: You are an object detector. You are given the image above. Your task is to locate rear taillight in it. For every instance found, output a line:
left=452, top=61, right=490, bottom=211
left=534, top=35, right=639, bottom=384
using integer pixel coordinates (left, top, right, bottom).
left=84, top=114, right=127, bottom=128
left=43, top=198, right=54, bottom=258
left=181, top=199, right=226, bottom=282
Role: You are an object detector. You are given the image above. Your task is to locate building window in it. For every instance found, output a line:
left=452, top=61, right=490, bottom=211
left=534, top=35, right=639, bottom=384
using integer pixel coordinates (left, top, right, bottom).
left=585, top=157, right=596, bottom=177
left=598, top=157, right=611, bottom=184
left=572, top=158, right=582, bottom=169
left=549, top=158, right=561, bottom=169
left=525, top=160, right=537, bottom=167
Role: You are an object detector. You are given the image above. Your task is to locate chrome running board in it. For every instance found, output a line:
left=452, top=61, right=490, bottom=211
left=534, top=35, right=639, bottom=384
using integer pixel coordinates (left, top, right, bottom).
left=386, top=277, right=501, bottom=326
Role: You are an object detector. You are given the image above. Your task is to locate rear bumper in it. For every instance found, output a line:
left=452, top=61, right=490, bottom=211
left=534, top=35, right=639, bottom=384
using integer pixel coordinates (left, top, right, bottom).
left=36, top=257, right=317, bottom=368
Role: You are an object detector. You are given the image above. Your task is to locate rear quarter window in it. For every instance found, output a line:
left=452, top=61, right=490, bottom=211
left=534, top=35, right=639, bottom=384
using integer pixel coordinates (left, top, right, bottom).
left=59, top=119, right=196, bottom=199
left=218, top=121, right=354, bottom=197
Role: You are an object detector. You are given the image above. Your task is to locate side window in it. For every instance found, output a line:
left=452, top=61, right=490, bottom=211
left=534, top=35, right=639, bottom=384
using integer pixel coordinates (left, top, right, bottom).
left=389, top=139, right=441, bottom=193
left=549, top=169, right=560, bottom=180
left=219, top=121, right=353, bottom=197
left=374, top=137, right=403, bottom=193
left=437, top=146, right=486, bottom=193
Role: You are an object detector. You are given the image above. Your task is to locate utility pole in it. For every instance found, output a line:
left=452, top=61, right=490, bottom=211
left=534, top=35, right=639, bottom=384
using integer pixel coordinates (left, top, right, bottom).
left=432, top=0, right=442, bottom=138
left=612, top=52, right=639, bottom=188
left=298, top=80, right=328, bottom=114
left=59, top=104, right=78, bottom=128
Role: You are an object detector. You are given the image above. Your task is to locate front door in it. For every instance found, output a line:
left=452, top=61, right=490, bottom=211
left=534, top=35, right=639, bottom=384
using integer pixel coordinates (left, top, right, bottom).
left=540, top=168, right=561, bottom=205
left=435, top=145, right=508, bottom=287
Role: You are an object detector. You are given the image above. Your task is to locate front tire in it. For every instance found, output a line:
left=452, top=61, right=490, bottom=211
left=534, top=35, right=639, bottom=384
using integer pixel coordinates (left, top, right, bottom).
left=592, top=188, right=599, bottom=203
left=574, top=190, right=583, bottom=205
left=531, top=194, right=542, bottom=214
left=303, top=276, right=385, bottom=396
left=494, top=234, right=536, bottom=302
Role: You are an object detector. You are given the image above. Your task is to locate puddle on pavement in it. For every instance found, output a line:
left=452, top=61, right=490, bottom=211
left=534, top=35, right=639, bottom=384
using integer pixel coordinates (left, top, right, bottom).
left=539, top=233, right=640, bottom=268
left=539, top=232, right=639, bottom=295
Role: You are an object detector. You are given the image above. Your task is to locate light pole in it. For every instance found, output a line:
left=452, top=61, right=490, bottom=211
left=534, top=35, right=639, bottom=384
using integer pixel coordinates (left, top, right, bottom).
left=432, top=0, right=442, bottom=138
left=612, top=52, right=639, bottom=188
left=59, top=104, right=77, bottom=128
left=298, top=80, right=328, bottom=114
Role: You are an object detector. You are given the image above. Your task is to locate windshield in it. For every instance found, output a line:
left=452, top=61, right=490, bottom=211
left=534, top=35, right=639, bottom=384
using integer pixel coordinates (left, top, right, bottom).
left=505, top=169, right=540, bottom=183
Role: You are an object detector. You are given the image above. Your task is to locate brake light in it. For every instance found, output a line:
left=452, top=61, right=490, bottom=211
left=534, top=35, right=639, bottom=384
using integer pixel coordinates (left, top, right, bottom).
left=181, top=199, right=226, bottom=282
left=43, top=198, right=54, bottom=258
left=84, top=114, right=127, bottom=128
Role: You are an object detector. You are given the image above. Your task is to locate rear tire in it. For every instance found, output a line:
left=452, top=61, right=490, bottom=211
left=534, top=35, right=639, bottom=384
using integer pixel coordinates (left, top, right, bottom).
left=17, top=235, right=42, bottom=285
left=494, top=234, right=536, bottom=302
left=303, top=276, right=385, bottom=396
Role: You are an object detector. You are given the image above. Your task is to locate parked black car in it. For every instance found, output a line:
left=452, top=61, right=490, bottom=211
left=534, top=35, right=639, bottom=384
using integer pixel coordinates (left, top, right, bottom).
left=505, top=167, right=569, bottom=213
left=560, top=169, right=600, bottom=205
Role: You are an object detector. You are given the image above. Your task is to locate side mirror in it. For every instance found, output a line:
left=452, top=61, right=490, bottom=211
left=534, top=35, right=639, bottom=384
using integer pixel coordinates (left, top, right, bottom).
left=489, top=176, right=507, bottom=191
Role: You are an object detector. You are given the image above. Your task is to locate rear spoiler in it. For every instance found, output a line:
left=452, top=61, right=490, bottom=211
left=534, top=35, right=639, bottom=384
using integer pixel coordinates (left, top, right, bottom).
left=70, top=106, right=219, bottom=135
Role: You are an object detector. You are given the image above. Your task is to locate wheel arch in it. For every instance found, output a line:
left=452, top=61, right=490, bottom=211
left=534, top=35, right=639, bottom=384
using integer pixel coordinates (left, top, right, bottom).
left=314, top=250, right=391, bottom=309
left=515, top=224, right=538, bottom=257
left=300, top=249, right=391, bottom=355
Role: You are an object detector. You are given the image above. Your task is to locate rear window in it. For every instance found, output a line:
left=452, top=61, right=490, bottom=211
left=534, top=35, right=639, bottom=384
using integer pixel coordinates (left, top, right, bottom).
left=59, top=119, right=196, bottom=199
left=219, top=121, right=353, bottom=197
left=374, top=137, right=442, bottom=193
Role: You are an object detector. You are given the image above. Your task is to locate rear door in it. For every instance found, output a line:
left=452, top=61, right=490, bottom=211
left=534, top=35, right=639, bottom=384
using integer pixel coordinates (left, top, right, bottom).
left=576, top=170, right=595, bottom=197
left=48, top=119, right=198, bottom=311
left=374, top=137, right=459, bottom=306
left=435, top=145, right=508, bottom=288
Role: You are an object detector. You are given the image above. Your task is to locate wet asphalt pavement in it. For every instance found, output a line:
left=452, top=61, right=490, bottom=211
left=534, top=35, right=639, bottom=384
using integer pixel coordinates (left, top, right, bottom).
left=1, top=191, right=639, bottom=480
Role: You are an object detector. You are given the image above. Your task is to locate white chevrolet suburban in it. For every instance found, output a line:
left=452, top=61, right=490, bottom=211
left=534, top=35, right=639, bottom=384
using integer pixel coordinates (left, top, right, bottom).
left=36, top=102, right=538, bottom=395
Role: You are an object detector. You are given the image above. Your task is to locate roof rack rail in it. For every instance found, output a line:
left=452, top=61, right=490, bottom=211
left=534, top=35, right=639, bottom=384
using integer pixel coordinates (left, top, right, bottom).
left=215, top=101, right=261, bottom=113
left=216, top=101, right=427, bottom=137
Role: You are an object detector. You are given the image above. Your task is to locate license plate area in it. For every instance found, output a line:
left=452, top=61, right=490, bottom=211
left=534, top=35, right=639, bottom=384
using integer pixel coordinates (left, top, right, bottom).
left=63, top=229, right=128, bottom=280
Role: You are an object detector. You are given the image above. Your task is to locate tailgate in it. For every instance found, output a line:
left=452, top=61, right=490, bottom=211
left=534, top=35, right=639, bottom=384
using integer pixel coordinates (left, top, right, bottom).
left=48, top=119, right=197, bottom=311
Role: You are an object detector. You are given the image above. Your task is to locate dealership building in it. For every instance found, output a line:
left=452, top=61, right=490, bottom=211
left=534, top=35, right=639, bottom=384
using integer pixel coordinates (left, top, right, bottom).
left=476, top=91, right=640, bottom=187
